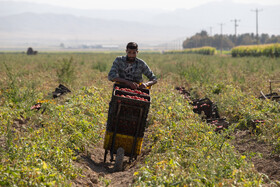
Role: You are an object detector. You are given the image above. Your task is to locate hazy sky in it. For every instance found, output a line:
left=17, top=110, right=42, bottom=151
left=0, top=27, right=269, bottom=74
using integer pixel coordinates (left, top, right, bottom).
left=9, top=0, right=280, bottom=10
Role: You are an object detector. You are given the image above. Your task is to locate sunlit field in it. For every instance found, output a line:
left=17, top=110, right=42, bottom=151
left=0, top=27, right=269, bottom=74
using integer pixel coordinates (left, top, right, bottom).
left=0, top=52, right=279, bottom=186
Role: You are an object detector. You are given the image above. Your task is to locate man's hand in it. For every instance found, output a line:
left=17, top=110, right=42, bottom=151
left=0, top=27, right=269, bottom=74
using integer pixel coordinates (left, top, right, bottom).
left=139, top=83, right=148, bottom=89
left=113, top=77, right=138, bottom=89
left=139, top=80, right=157, bottom=89
left=127, top=81, right=139, bottom=90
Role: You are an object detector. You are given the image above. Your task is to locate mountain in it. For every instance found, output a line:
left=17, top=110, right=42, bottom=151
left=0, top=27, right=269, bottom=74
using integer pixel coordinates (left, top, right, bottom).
left=0, top=1, right=165, bottom=23
left=0, top=1, right=279, bottom=49
left=0, top=12, right=188, bottom=45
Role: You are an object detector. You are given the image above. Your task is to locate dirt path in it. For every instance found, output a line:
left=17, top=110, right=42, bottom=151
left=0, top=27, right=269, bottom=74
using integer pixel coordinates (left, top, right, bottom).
left=72, top=128, right=152, bottom=187
left=73, top=147, right=137, bottom=187
left=72, top=146, right=138, bottom=186
left=232, top=130, right=280, bottom=182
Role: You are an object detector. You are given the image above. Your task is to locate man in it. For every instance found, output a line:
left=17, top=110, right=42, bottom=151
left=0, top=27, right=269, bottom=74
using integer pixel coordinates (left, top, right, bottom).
left=108, top=42, right=157, bottom=89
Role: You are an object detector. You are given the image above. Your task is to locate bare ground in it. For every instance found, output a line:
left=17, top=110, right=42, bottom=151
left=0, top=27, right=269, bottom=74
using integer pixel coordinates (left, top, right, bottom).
left=232, top=130, right=280, bottom=184
left=72, top=127, right=152, bottom=187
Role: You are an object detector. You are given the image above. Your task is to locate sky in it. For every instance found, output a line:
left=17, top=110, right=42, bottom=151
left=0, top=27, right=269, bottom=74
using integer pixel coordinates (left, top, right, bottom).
left=9, top=0, right=280, bottom=10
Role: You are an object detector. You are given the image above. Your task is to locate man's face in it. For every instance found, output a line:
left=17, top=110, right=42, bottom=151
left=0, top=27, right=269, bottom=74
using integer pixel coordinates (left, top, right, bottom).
left=126, top=48, right=138, bottom=62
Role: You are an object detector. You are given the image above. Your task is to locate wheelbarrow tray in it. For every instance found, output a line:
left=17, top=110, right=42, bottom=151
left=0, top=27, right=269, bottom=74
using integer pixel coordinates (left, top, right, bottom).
left=103, top=131, right=143, bottom=156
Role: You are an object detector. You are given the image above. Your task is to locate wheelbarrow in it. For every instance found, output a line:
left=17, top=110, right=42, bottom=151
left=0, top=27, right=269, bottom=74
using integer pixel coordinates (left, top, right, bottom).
left=103, top=84, right=151, bottom=171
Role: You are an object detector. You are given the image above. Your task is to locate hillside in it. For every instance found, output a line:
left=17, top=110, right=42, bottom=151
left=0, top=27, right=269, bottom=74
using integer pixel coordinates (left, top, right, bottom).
left=0, top=12, right=187, bottom=44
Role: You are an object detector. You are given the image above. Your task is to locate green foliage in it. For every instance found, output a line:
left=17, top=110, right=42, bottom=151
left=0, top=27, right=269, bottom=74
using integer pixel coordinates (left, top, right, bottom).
left=183, top=30, right=280, bottom=49
left=2, top=61, right=20, bottom=103
left=92, top=61, right=108, bottom=72
left=182, top=64, right=210, bottom=84
left=56, top=57, right=76, bottom=85
left=1, top=61, right=37, bottom=111
left=182, top=30, right=235, bottom=49
left=211, top=83, right=225, bottom=94
left=134, top=84, right=263, bottom=186
left=0, top=54, right=111, bottom=185
left=0, top=86, right=108, bottom=186
left=0, top=52, right=279, bottom=185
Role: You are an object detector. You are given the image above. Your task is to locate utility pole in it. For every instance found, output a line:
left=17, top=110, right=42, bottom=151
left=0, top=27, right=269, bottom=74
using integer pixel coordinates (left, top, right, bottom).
left=231, top=19, right=241, bottom=37
left=231, top=19, right=240, bottom=45
left=209, top=26, right=213, bottom=36
left=218, top=23, right=225, bottom=54
left=251, top=8, right=263, bottom=44
left=209, top=27, right=213, bottom=46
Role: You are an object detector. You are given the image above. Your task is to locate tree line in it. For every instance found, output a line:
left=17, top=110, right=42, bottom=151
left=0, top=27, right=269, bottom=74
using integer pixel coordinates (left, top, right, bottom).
left=183, top=30, right=280, bottom=50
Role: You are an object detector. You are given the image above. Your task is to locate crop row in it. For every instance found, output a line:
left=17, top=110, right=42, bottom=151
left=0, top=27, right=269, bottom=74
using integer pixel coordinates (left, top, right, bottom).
left=134, top=83, right=265, bottom=186
left=0, top=85, right=109, bottom=186
left=231, top=43, right=280, bottom=57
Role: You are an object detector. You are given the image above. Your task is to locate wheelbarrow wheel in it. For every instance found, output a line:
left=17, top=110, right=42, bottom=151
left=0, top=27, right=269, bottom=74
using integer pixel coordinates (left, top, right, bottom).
left=114, top=147, right=124, bottom=172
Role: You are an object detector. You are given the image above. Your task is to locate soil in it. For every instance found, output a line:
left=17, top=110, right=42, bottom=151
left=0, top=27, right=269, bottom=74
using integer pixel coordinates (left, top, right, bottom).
left=232, top=130, right=280, bottom=183
left=72, top=128, right=152, bottom=187
left=72, top=147, right=137, bottom=187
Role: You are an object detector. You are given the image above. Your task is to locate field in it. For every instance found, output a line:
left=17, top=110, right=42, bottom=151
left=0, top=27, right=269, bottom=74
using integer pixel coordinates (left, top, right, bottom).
left=0, top=52, right=280, bottom=186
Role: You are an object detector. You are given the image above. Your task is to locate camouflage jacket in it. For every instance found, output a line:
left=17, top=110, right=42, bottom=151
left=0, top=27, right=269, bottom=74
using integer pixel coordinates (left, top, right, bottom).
left=108, top=56, right=157, bottom=83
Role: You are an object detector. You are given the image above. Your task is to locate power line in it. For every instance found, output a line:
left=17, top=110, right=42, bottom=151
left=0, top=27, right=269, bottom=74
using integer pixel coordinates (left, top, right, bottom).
left=251, top=8, right=263, bottom=44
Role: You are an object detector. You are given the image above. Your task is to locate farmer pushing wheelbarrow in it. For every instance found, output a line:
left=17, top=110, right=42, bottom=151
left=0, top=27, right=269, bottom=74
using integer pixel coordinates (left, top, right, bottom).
left=104, top=42, right=157, bottom=171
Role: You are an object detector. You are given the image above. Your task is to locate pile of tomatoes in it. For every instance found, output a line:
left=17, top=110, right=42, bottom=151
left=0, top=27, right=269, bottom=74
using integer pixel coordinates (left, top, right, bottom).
left=115, top=86, right=148, bottom=96
left=116, top=94, right=148, bottom=102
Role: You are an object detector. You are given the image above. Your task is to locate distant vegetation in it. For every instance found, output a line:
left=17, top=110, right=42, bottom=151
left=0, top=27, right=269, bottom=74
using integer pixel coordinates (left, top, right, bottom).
left=165, top=46, right=216, bottom=55
left=231, top=43, right=280, bottom=57
left=183, top=30, right=280, bottom=50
